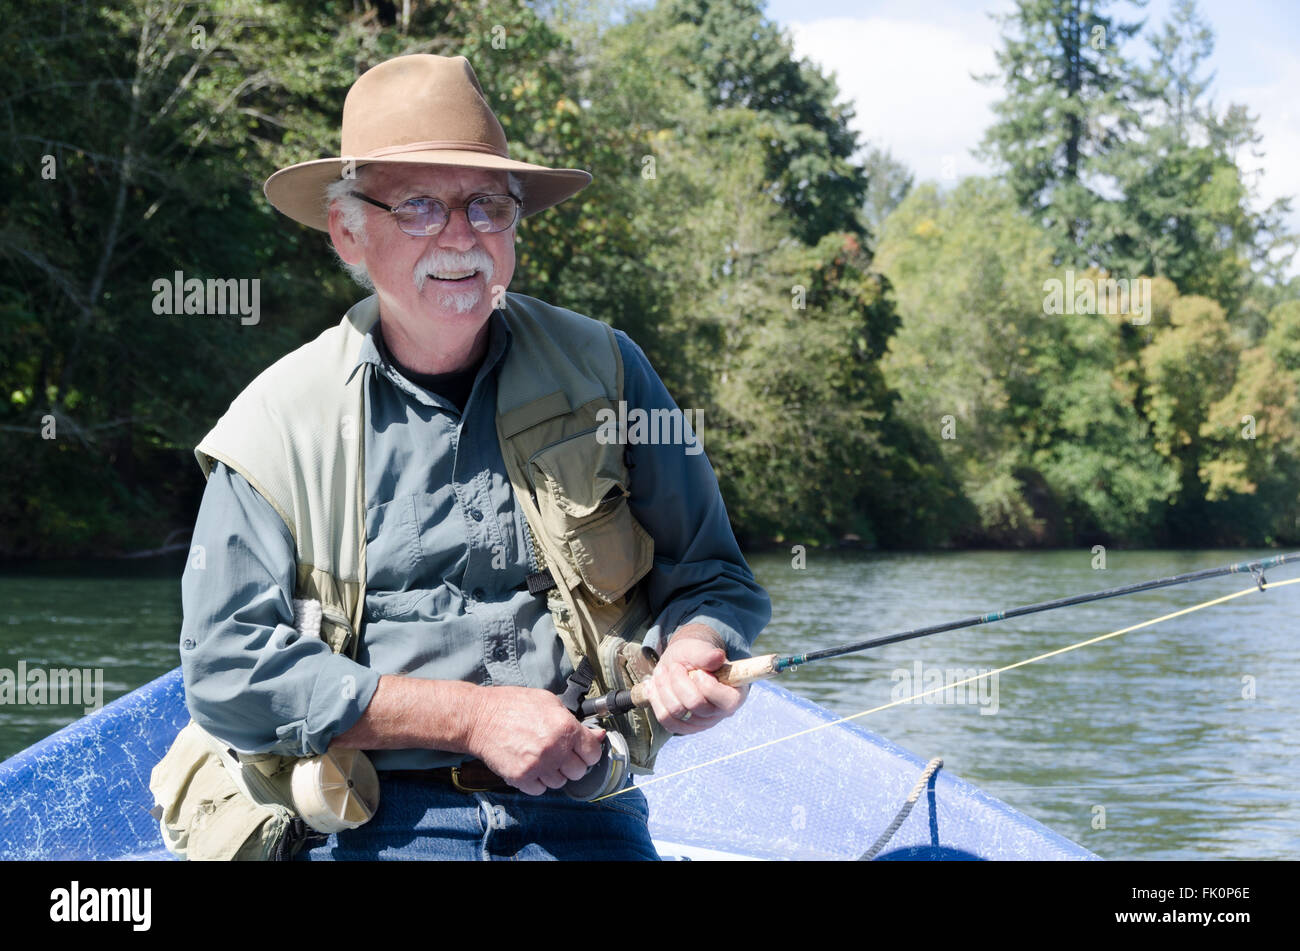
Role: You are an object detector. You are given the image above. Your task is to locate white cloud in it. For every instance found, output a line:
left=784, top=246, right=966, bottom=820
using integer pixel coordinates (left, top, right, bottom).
left=786, top=15, right=1003, bottom=184
left=1225, top=64, right=1300, bottom=276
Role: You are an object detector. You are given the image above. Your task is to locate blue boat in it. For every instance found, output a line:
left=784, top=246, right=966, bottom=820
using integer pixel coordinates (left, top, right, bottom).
left=0, top=667, right=1095, bottom=861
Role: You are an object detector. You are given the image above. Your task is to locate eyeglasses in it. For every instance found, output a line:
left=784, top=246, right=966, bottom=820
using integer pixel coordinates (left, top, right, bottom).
left=350, top=191, right=521, bottom=237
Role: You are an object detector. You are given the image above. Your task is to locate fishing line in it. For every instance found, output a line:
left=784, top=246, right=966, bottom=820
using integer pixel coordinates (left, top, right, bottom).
left=596, top=575, right=1300, bottom=801
left=579, top=552, right=1300, bottom=718
left=786, top=550, right=1300, bottom=666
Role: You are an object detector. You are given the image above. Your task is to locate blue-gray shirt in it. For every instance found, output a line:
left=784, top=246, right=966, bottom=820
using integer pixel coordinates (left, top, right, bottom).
left=180, top=308, right=770, bottom=769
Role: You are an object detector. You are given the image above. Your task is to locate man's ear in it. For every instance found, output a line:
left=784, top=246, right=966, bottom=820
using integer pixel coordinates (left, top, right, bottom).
left=327, top=203, right=366, bottom=265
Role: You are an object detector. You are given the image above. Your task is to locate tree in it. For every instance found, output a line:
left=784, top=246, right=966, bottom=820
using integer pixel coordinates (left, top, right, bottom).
left=573, top=2, right=954, bottom=547
left=650, top=0, right=870, bottom=246
left=1146, top=0, right=1213, bottom=138
left=1195, top=300, right=1300, bottom=543
left=861, top=147, right=914, bottom=240
left=0, top=0, right=607, bottom=555
left=0, top=0, right=361, bottom=554
left=877, top=179, right=1176, bottom=544
left=1094, top=0, right=1295, bottom=318
left=977, top=0, right=1147, bottom=262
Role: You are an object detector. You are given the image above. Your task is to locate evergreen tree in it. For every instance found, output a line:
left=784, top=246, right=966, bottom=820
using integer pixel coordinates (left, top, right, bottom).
left=1095, top=0, right=1295, bottom=318
left=977, top=0, right=1146, bottom=263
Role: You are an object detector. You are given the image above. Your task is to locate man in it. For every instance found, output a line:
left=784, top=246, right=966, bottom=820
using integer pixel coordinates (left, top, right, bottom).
left=177, top=54, right=769, bottom=860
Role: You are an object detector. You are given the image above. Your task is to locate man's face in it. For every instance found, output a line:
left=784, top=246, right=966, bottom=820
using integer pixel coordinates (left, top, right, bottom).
left=329, top=163, right=516, bottom=344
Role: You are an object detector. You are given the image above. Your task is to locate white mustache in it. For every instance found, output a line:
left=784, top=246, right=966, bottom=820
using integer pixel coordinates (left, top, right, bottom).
left=412, top=247, right=495, bottom=293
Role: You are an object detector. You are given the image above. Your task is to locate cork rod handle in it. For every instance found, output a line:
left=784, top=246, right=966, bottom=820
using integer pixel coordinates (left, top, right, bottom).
left=627, top=653, right=782, bottom=709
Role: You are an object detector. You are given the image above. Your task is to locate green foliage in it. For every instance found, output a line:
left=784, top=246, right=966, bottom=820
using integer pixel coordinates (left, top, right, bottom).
left=861, top=147, right=914, bottom=240
left=649, top=0, right=870, bottom=246
left=579, top=7, right=948, bottom=547
left=955, top=0, right=1300, bottom=546
left=3, top=0, right=1298, bottom=557
left=1, top=0, right=358, bottom=554
left=877, top=180, right=1177, bottom=545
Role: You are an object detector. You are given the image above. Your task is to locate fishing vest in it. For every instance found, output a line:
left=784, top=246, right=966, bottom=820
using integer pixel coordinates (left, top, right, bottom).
left=151, top=292, right=670, bottom=860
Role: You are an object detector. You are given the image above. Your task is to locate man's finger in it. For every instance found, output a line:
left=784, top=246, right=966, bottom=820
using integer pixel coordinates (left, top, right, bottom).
left=665, top=661, right=708, bottom=712
left=560, top=752, right=592, bottom=782
left=652, top=694, right=712, bottom=734
left=664, top=638, right=727, bottom=671
left=687, top=667, right=746, bottom=713
left=575, top=726, right=605, bottom=766
left=539, top=769, right=569, bottom=790
left=653, top=674, right=692, bottom=723
left=643, top=677, right=685, bottom=731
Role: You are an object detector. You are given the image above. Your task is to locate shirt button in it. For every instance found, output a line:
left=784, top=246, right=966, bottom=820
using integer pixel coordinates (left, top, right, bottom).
left=492, top=644, right=509, bottom=662
left=182, top=638, right=195, bottom=650
left=468, top=507, right=483, bottom=522
left=472, top=588, right=486, bottom=601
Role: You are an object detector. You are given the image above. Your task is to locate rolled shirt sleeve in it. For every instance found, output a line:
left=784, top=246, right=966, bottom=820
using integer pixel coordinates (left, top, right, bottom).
left=180, top=461, right=381, bottom=757
left=615, top=331, right=771, bottom=660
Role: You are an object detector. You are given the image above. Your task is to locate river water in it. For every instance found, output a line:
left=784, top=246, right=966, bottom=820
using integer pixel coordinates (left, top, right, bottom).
left=2, top=548, right=1296, bottom=859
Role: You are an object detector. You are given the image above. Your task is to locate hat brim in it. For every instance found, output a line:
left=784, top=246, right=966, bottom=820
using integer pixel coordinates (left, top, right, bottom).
left=264, top=150, right=592, bottom=231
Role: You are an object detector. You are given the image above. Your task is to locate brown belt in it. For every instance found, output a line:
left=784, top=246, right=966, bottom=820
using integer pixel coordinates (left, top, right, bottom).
left=379, top=760, right=512, bottom=793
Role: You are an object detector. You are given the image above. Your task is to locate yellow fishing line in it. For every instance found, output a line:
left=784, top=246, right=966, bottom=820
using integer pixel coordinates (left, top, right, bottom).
left=599, top=576, right=1300, bottom=800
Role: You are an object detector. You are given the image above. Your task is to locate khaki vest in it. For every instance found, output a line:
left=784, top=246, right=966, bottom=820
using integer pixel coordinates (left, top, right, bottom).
left=151, top=292, right=669, bottom=860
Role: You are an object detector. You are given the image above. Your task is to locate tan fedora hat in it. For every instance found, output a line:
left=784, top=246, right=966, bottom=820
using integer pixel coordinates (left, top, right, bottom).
left=264, top=53, right=592, bottom=231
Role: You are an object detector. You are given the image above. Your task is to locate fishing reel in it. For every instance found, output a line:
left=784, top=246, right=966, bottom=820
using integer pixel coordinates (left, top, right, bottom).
left=289, top=746, right=381, bottom=833
left=558, top=657, right=633, bottom=801
left=562, top=718, right=631, bottom=801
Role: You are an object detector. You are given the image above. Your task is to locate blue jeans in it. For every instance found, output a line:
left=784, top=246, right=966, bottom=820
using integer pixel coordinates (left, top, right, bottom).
left=293, top=774, right=661, bottom=861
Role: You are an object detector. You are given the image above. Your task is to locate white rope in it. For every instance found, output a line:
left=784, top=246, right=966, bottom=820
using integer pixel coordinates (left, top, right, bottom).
left=859, top=756, right=944, bottom=860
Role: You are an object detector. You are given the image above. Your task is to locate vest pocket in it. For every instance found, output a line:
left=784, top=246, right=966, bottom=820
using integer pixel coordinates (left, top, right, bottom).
left=568, top=495, right=654, bottom=603
left=529, top=432, right=653, bottom=604
left=150, top=722, right=293, bottom=861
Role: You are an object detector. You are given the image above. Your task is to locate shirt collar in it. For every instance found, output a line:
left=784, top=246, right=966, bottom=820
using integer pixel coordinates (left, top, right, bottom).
left=347, top=307, right=513, bottom=387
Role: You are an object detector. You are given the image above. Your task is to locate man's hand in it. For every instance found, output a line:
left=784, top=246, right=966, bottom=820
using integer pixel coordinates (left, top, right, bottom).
left=465, top=686, right=605, bottom=796
left=643, top=623, right=748, bottom=735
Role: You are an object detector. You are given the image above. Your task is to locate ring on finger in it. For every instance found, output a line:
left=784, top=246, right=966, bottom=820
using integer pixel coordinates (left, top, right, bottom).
left=678, top=710, right=693, bottom=722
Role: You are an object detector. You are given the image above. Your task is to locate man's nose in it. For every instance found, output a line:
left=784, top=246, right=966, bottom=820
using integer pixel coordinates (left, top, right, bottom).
left=434, top=206, right=481, bottom=248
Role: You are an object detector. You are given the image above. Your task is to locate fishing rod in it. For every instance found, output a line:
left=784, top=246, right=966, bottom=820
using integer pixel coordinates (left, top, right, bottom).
left=579, top=551, right=1300, bottom=719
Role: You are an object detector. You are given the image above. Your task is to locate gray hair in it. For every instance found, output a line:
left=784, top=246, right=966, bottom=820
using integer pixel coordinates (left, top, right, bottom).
left=326, top=169, right=524, bottom=291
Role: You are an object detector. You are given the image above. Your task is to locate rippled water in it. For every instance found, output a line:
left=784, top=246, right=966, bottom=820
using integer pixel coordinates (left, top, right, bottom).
left=2, top=549, right=1297, bottom=859
left=749, top=548, right=1300, bottom=861
left=0, top=558, right=185, bottom=760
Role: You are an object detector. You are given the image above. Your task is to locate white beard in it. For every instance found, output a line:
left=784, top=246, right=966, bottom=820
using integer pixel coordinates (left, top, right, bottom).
left=429, top=284, right=482, bottom=313
left=411, top=246, right=495, bottom=313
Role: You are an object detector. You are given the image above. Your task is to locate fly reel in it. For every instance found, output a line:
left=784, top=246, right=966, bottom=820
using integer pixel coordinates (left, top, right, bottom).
left=563, top=719, right=631, bottom=801
left=289, top=747, right=381, bottom=833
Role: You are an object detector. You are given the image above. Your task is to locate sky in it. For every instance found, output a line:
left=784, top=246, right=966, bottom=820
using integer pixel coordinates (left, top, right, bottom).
left=756, top=0, right=1300, bottom=273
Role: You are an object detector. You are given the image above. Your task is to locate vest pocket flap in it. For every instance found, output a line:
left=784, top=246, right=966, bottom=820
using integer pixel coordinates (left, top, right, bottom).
left=150, top=721, right=217, bottom=829
left=566, top=501, right=654, bottom=604
left=530, top=431, right=626, bottom=518
left=500, top=390, right=571, bottom=439
left=188, top=792, right=286, bottom=861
